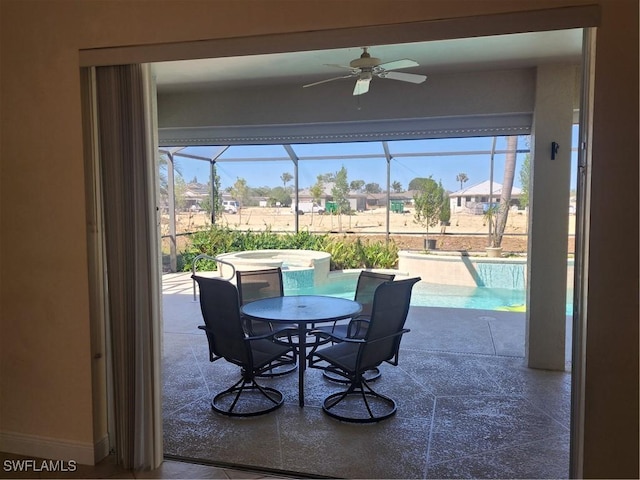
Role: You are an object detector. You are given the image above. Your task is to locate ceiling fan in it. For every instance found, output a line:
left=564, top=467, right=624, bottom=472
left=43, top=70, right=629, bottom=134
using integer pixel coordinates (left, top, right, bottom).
left=303, top=47, right=427, bottom=96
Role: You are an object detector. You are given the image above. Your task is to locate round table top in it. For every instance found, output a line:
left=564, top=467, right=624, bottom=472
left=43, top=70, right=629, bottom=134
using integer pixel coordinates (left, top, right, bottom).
left=240, top=295, right=362, bottom=324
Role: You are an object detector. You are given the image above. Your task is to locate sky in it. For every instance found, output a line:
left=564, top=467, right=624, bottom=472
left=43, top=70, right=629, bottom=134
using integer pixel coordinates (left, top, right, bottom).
left=167, top=128, right=578, bottom=193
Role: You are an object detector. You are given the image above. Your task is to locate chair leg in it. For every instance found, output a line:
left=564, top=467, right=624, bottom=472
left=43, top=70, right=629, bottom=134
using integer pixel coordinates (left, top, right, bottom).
left=322, top=377, right=397, bottom=423
left=211, top=373, right=284, bottom=417
left=256, top=353, right=297, bottom=378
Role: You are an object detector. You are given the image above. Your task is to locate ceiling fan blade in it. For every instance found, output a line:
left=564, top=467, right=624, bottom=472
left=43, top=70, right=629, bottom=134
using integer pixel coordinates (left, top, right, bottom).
left=377, top=59, right=419, bottom=71
left=303, top=74, right=355, bottom=88
left=353, top=78, right=370, bottom=96
left=383, top=71, right=427, bottom=84
left=324, top=63, right=356, bottom=71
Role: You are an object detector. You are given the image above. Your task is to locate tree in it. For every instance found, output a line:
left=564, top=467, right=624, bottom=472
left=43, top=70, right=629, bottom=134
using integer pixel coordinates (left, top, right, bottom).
left=268, top=186, right=291, bottom=207
left=349, top=179, right=365, bottom=192
left=280, top=172, right=293, bottom=190
left=364, top=182, right=382, bottom=194
left=157, top=152, right=183, bottom=204
left=251, top=186, right=271, bottom=198
left=174, top=176, right=188, bottom=211
left=230, top=177, right=249, bottom=205
left=492, top=136, right=518, bottom=247
left=310, top=176, right=325, bottom=205
left=308, top=176, right=325, bottom=223
left=409, top=177, right=437, bottom=191
left=413, top=176, right=444, bottom=246
left=391, top=181, right=403, bottom=193
left=331, top=166, right=350, bottom=213
left=318, top=172, right=335, bottom=183
left=200, top=166, right=222, bottom=220
left=456, top=172, right=469, bottom=190
left=440, top=190, right=451, bottom=224
left=230, top=177, right=248, bottom=222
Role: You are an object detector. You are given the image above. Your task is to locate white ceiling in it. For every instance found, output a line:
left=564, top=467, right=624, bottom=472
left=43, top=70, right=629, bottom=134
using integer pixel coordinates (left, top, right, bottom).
left=153, top=29, right=583, bottom=93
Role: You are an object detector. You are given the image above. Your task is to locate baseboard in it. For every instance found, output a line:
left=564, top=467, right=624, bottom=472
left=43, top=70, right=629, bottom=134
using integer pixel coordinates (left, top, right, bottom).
left=93, top=434, right=111, bottom=463
left=0, top=430, right=98, bottom=465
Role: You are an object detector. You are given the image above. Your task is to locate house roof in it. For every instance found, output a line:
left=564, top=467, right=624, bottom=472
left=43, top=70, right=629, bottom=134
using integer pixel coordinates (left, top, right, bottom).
left=450, top=180, right=522, bottom=197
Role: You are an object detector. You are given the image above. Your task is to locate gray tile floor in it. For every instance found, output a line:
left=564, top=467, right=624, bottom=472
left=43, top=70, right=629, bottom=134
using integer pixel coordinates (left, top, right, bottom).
left=162, top=273, right=572, bottom=479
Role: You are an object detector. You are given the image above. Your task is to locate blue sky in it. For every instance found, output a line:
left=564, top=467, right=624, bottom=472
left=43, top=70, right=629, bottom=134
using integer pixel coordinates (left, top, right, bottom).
left=170, top=129, right=578, bottom=193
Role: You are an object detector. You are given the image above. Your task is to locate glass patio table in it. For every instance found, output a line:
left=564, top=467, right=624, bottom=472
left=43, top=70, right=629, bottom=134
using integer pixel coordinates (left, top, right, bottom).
left=240, top=295, right=362, bottom=407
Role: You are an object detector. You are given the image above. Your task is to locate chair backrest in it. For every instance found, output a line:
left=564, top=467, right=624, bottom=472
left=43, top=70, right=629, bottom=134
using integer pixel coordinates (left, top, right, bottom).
left=359, top=277, right=421, bottom=370
left=192, top=275, right=251, bottom=366
left=236, top=268, right=284, bottom=306
left=354, top=270, right=396, bottom=318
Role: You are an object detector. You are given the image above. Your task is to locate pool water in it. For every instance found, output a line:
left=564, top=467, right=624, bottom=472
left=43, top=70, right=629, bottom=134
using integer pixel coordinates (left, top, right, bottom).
left=285, top=277, right=574, bottom=314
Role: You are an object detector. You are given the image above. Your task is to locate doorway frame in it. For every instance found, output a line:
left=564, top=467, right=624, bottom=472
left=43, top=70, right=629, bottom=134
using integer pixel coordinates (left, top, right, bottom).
left=79, top=5, right=599, bottom=475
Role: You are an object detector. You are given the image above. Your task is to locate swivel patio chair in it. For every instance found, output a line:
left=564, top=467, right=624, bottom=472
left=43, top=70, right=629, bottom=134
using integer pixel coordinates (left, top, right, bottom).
left=309, top=276, right=420, bottom=423
left=316, top=270, right=395, bottom=383
left=318, top=270, right=396, bottom=338
left=193, top=275, right=296, bottom=417
left=236, top=267, right=284, bottom=335
left=235, top=267, right=297, bottom=377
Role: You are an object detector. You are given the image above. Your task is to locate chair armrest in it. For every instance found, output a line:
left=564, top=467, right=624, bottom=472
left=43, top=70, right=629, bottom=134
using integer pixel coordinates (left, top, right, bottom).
left=364, top=328, right=410, bottom=346
left=308, top=328, right=365, bottom=345
left=347, top=318, right=371, bottom=338
left=246, top=326, right=297, bottom=342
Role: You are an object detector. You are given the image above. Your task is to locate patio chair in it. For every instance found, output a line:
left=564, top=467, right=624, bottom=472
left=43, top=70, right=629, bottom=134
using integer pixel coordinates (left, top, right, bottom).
left=323, top=270, right=396, bottom=336
left=316, top=270, right=395, bottom=383
left=193, top=275, right=296, bottom=417
left=235, top=267, right=297, bottom=377
left=309, top=276, right=420, bottom=423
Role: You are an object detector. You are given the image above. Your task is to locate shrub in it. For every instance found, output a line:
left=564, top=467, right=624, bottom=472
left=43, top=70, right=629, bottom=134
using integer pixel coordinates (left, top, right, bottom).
left=178, top=226, right=398, bottom=271
left=323, top=236, right=398, bottom=270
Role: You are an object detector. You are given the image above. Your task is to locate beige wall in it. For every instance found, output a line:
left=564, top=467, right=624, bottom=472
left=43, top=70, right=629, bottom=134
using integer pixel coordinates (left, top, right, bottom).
left=0, top=0, right=637, bottom=476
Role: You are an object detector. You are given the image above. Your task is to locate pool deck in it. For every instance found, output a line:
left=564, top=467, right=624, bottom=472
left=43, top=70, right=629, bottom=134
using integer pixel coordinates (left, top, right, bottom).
left=162, top=272, right=572, bottom=479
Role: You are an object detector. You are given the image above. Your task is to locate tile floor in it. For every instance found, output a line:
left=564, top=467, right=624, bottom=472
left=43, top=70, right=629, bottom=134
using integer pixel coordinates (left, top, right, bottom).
left=162, top=273, right=573, bottom=479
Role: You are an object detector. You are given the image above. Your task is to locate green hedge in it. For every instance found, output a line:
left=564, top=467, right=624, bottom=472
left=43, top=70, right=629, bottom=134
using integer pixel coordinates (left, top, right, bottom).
left=179, top=226, right=398, bottom=271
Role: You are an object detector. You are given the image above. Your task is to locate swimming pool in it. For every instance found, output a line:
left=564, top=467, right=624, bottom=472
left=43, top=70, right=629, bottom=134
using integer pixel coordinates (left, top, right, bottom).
left=285, top=276, right=574, bottom=314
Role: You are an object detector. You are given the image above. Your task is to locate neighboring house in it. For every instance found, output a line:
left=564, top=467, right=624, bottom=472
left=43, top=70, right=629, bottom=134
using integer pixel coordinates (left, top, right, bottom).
left=449, top=180, right=522, bottom=214
left=365, top=191, right=415, bottom=208
left=183, top=182, right=210, bottom=210
left=297, top=182, right=368, bottom=212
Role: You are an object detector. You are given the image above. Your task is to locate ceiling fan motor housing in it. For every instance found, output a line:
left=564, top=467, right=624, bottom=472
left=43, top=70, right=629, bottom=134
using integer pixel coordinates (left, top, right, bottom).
left=350, top=56, right=382, bottom=69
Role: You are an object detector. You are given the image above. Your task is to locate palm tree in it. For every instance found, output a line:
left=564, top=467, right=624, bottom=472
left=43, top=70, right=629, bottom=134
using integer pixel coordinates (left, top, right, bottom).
left=493, top=136, right=518, bottom=246
left=455, top=172, right=469, bottom=190
left=280, top=172, right=293, bottom=190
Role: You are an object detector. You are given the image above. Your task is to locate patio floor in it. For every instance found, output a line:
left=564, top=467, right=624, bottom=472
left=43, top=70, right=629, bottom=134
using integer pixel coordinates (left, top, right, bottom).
left=162, top=272, right=572, bottom=479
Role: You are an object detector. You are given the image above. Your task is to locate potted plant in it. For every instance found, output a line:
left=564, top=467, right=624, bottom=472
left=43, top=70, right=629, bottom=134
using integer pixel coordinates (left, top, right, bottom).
left=483, top=204, right=503, bottom=257
left=413, top=177, right=443, bottom=251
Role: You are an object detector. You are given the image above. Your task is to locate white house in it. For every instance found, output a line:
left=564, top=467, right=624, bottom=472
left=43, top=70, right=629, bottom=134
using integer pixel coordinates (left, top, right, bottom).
left=449, top=180, right=522, bottom=214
